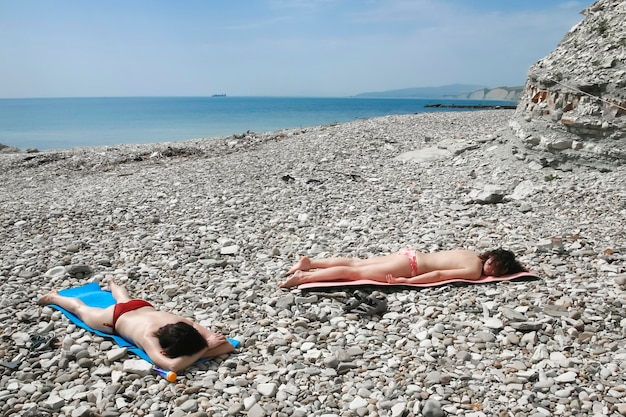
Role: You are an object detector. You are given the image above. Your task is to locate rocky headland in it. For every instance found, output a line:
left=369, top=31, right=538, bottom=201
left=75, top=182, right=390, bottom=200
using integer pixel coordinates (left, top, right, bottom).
left=1, top=109, right=626, bottom=417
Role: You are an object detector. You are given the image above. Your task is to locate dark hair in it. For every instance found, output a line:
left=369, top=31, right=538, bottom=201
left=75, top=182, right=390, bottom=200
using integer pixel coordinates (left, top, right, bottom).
left=154, top=322, right=207, bottom=357
left=479, top=248, right=527, bottom=276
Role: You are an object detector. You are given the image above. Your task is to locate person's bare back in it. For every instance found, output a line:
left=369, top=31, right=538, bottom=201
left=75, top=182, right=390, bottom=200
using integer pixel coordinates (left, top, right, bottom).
left=115, top=309, right=186, bottom=351
left=415, top=249, right=483, bottom=279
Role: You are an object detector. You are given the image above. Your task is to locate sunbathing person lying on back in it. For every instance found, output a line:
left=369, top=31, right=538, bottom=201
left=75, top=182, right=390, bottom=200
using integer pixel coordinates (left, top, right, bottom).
left=37, top=278, right=235, bottom=372
left=280, top=248, right=527, bottom=288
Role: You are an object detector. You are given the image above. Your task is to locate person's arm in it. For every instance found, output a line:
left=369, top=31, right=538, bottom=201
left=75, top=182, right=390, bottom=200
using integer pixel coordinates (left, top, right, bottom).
left=142, top=333, right=234, bottom=373
left=395, top=267, right=481, bottom=284
left=192, top=323, right=236, bottom=355
left=140, top=334, right=206, bottom=372
left=172, top=317, right=234, bottom=351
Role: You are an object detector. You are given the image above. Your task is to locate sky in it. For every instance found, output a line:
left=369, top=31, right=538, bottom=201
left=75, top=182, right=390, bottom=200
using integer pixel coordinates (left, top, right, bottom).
left=0, top=0, right=595, bottom=98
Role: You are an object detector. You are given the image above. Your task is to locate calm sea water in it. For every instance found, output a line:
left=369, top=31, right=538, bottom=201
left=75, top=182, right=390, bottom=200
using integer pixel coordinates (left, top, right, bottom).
left=0, top=96, right=515, bottom=151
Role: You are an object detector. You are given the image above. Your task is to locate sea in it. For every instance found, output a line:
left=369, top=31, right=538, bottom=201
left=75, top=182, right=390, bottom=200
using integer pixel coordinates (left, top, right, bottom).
left=0, top=96, right=516, bottom=151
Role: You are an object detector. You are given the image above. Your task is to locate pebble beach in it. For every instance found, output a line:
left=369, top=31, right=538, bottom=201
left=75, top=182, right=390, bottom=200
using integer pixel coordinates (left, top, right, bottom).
left=1, top=109, right=626, bottom=417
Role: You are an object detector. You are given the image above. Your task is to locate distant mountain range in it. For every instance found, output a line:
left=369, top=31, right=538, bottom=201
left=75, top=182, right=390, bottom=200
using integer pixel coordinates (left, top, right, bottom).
left=354, top=84, right=523, bottom=101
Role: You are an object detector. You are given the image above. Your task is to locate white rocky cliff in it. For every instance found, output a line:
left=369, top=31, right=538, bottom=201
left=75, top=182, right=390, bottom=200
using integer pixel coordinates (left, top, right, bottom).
left=509, top=0, right=626, bottom=170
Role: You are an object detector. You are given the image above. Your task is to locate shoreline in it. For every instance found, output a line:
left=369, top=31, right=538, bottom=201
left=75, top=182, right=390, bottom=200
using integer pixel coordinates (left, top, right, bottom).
left=424, top=103, right=517, bottom=109
left=0, top=97, right=520, bottom=153
left=2, top=110, right=626, bottom=416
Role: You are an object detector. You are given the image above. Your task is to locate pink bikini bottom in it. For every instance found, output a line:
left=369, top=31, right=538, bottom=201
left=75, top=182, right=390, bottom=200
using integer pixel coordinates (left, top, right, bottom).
left=398, top=247, right=418, bottom=277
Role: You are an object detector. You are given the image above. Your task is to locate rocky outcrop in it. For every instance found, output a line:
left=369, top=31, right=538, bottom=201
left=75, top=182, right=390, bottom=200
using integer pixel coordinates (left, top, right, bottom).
left=509, top=0, right=626, bottom=170
left=0, top=143, right=20, bottom=154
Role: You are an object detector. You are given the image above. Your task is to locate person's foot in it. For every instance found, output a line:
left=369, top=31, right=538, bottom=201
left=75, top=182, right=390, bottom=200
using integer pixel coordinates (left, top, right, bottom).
left=104, top=276, right=116, bottom=292
left=279, top=271, right=303, bottom=288
left=105, top=276, right=127, bottom=293
left=286, top=256, right=311, bottom=275
left=36, top=290, right=59, bottom=306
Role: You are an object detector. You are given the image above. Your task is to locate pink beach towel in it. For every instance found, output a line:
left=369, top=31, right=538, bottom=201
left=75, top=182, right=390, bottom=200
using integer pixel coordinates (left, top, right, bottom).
left=296, top=271, right=539, bottom=290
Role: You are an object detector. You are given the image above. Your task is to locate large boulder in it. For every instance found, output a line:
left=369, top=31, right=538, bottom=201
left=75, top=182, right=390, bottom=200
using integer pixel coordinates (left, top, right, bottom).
left=509, top=0, right=626, bottom=170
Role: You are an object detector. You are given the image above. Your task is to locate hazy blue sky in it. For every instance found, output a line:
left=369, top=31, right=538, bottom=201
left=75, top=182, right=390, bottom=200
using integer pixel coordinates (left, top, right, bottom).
left=0, top=0, right=594, bottom=98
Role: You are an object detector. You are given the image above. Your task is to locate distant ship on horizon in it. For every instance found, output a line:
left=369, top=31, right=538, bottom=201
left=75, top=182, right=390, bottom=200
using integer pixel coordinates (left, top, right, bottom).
left=211, top=93, right=227, bottom=97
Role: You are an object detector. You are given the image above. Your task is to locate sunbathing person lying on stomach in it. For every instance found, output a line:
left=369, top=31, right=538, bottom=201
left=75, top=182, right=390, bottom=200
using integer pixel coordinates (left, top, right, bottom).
left=280, top=248, right=527, bottom=288
left=37, top=278, right=235, bottom=372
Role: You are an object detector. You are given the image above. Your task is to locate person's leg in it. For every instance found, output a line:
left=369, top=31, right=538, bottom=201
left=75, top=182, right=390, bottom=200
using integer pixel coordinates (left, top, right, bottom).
left=280, top=254, right=412, bottom=287
left=105, top=277, right=131, bottom=303
left=287, top=254, right=396, bottom=274
left=288, top=256, right=358, bottom=274
left=37, top=290, right=116, bottom=334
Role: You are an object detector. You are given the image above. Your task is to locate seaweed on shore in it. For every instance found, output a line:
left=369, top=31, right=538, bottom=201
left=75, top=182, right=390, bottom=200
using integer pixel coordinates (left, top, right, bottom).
left=117, top=146, right=205, bottom=165
left=18, top=153, right=67, bottom=167
left=7, top=145, right=206, bottom=173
